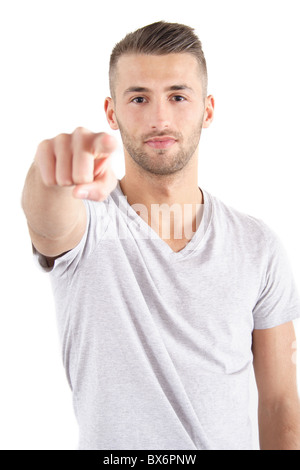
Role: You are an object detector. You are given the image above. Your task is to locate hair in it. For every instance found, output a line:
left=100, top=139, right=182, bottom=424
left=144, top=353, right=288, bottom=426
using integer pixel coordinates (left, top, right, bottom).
left=109, top=21, right=208, bottom=101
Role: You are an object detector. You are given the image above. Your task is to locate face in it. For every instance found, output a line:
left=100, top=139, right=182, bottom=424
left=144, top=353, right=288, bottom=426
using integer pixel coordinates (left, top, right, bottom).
left=105, top=53, right=212, bottom=176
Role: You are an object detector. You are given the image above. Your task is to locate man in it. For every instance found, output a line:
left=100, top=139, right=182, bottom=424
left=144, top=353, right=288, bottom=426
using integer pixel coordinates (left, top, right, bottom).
left=22, top=21, right=300, bottom=450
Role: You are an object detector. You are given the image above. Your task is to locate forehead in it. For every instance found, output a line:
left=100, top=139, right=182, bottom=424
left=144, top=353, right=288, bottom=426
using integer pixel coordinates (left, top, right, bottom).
left=115, top=53, right=201, bottom=91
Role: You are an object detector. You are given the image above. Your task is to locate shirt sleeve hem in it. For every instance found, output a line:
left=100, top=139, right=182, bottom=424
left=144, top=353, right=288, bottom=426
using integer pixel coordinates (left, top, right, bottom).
left=253, top=307, right=300, bottom=330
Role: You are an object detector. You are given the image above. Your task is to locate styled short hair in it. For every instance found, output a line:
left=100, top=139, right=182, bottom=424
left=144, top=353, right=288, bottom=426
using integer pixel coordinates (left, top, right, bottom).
left=109, top=21, right=208, bottom=100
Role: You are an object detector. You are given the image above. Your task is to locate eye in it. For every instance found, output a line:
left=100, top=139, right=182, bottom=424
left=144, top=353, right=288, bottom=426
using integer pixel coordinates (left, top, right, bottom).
left=172, top=95, right=186, bottom=102
left=131, top=97, right=146, bottom=104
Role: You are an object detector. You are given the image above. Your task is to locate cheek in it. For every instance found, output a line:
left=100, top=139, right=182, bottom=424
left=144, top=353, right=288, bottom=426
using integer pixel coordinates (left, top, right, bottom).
left=117, top=106, right=144, bottom=130
left=116, top=115, right=141, bottom=141
left=172, top=101, right=203, bottom=123
left=184, top=104, right=204, bottom=121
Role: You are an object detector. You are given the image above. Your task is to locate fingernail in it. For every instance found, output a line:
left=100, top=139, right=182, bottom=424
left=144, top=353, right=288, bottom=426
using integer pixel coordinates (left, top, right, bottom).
left=103, top=134, right=116, bottom=147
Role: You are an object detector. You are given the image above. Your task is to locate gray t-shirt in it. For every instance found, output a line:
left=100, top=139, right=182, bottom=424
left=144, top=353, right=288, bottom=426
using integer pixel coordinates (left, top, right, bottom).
left=34, top=181, right=300, bottom=450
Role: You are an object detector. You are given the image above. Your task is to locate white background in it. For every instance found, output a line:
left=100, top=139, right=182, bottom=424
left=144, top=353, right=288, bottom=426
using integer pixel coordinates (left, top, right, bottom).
left=0, top=0, right=299, bottom=450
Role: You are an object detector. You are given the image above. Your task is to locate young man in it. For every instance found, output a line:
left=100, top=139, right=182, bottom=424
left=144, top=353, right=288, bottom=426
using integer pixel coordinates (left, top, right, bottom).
left=22, top=21, right=300, bottom=450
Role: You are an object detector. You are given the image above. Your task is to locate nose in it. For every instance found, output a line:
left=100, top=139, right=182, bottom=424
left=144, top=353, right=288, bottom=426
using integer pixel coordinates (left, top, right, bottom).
left=150, top=99, right=171, bottom=130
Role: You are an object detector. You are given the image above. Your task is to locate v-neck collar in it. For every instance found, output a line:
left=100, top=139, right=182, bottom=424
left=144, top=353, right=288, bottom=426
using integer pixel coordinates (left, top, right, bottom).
left=109, top=179, right=213, bottom=261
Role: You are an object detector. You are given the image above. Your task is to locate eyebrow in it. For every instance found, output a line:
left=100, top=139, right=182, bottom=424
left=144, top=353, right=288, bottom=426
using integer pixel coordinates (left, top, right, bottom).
left=123, top=85, right=194, bottom=96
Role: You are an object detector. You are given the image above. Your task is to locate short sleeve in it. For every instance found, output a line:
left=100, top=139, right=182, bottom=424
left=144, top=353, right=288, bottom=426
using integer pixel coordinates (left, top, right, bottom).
left=253, top=225, right=300, bottom=329
left=32, top=198, right=110, bottom=278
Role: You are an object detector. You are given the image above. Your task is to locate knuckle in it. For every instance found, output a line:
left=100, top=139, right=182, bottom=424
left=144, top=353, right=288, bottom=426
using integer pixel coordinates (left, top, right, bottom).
left=55, top=133, right=70, bottom=144
left=73, top=126, right=86, bottom=134
left=36, top=139, right=51, bottom=156
left=72, top=127, right=88, bottom=149
left=73, top=126, right=87, bottom=139
left=35, top=143, right=52, bottom=169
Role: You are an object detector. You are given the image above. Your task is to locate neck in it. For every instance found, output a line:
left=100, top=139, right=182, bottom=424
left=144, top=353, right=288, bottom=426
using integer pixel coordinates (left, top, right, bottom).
left=119, top=155, right=203, bottom=243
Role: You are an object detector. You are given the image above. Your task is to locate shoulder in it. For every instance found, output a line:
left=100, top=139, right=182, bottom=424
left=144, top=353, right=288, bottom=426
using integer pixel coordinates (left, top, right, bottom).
left=207, top=191, right=276, bottom=248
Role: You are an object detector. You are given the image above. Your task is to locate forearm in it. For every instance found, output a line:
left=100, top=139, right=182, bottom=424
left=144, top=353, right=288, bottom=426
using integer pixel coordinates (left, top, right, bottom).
left=258, top=399, right=300, bottom=450
left=22, top=162, right=83, bottom=240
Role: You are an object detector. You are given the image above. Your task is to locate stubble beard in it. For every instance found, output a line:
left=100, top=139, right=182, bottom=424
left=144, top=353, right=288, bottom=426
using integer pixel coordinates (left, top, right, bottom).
left=116, top=119, right=204, bottom=176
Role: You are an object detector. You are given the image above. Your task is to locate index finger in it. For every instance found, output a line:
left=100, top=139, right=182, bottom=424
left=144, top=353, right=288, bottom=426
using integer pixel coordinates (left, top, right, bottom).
left=93, top=133, right=117, bottom=157
left=72, top=129, right=117, bottom=184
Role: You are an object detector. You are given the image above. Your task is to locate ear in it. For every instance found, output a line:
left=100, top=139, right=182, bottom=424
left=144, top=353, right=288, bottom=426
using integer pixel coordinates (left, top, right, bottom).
left=202, top=95, right=215, bottom=129
left=104, top=97, right=119, bottom=130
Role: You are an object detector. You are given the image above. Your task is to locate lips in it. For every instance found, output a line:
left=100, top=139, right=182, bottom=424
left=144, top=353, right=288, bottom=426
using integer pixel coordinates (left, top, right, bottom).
left=145, top=136, right=177, bottom=149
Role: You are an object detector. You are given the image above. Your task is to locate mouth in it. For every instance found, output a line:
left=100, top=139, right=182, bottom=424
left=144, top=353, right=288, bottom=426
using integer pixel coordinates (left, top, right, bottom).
left=145, top=136, right=177, bottom=149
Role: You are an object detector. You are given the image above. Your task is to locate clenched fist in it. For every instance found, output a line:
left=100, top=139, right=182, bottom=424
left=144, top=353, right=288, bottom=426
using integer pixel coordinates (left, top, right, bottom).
left=34, top=127, right=118, bottom=201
